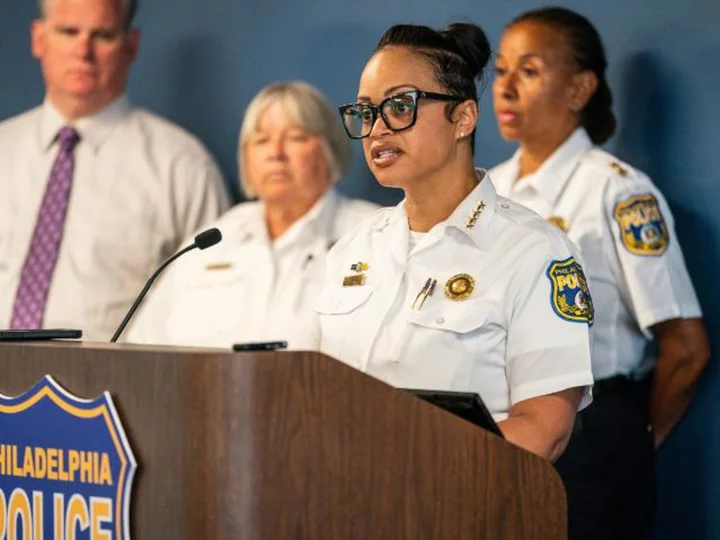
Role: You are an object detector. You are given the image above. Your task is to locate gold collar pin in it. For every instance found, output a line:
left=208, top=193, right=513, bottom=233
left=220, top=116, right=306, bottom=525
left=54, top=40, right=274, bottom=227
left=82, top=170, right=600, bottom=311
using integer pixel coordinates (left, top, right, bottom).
left=610, top=162, right=628, bottom=177
left=547, top=216, right=569, bottom=232
left=465, top=200, right=486, bottom=229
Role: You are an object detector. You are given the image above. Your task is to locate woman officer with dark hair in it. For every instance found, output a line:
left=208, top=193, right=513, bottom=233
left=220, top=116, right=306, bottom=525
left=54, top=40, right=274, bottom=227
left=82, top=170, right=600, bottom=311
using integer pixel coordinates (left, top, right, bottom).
left=316, top=22, right=595, bottom=462
left=490, top=7, right=710, bottom=539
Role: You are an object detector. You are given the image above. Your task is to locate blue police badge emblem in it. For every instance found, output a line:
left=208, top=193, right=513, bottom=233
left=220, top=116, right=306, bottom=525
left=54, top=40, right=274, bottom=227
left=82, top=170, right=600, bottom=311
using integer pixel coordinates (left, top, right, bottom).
left=0, top=376, right=136, bottom=539
left=547, top=257, right=594, bottom=324
left=613, top=194, right=669, bottom=256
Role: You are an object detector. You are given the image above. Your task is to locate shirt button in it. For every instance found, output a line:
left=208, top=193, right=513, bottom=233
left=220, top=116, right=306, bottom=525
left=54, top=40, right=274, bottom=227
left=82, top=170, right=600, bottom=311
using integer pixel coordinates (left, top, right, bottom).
left=501, top=203, right=510, bottom=209
left=435, top=317, right=445, bottom=325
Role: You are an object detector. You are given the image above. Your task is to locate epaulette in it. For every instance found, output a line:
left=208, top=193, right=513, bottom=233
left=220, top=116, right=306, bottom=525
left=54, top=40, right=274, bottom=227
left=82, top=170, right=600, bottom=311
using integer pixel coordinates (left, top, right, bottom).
left=610, top=161, right=628, bottom=177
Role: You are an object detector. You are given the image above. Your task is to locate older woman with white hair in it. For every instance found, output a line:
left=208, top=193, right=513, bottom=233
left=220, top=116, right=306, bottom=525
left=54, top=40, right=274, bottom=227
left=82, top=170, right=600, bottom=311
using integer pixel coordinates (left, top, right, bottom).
left=126, top=81, right=378, bottom=349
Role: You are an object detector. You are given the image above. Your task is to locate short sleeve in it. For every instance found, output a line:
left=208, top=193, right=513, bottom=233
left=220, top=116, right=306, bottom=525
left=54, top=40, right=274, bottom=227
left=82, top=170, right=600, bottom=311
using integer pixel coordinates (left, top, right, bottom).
left=604, top=170, right=702, bottom=335
left=505, top=233, right=594, bottom=410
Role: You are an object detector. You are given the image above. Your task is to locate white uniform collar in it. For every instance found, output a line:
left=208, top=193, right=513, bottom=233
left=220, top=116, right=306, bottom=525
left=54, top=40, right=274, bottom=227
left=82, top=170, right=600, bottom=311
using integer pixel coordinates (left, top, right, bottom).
left=507, top=128, right=593, bottom=207
left=438, top=168, right=497, bottom=249
left=266, top=188, right=341, bottom=252
left=379, top=169, right=497, bottom=263
left=39, top=95, right=132, bottom=153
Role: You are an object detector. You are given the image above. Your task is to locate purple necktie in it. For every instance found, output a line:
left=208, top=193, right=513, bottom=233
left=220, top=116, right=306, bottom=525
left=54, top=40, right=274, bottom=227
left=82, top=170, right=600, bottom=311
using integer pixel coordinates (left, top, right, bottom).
left=10, top=126, right=80, bottom=329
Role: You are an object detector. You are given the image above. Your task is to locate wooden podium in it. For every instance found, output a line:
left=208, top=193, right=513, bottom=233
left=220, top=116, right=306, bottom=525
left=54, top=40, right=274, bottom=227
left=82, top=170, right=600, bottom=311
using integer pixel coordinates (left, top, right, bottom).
left=0, top=342, right=567, bottom=539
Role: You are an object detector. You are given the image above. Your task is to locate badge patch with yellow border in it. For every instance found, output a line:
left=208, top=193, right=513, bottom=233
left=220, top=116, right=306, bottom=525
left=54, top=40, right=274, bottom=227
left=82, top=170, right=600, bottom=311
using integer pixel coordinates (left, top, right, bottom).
left=613, top=194, right=669, bottom=256
left=547, top=257, right=594, bottom=324
left=0, top=376, right=136, bottom=538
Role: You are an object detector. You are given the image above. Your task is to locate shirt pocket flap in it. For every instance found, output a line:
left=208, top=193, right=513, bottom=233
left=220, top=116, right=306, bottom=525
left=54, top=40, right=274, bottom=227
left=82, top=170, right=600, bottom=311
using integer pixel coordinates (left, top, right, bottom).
left=406, top=302, right=489, bottom=334
left=315, top=287, right=374, bottom=315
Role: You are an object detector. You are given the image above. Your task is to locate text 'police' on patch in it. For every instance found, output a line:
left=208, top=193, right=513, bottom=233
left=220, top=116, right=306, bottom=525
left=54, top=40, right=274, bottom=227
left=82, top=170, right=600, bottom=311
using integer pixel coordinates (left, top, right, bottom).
left=547, top=257, right=594, bottom=325
left=613, top=193, right=669, bottom=256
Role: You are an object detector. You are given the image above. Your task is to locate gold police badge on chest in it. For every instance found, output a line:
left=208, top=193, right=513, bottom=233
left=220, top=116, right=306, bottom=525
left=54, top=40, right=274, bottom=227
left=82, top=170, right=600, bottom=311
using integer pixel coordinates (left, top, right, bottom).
left=444, top=273, right=475, bottom=301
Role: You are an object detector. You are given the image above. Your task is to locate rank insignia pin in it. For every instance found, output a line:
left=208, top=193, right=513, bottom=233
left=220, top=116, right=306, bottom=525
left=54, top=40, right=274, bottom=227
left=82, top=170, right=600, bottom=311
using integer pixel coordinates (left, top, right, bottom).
left=465, top=201, right=486, bottom=229
left=610, top=162, right=628, bottom=177
left=547, top=216, right=569, bottom=232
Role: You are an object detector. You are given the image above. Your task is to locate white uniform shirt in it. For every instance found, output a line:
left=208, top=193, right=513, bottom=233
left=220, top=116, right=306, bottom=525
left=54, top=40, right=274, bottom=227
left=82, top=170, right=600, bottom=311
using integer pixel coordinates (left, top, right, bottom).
left=490, top=128, right=701, bottom=380
left=0, top=98, right=229, bottom=340
left=125, top=189, right=378, bottom=349
left=316, top=172, right=594, bottom=422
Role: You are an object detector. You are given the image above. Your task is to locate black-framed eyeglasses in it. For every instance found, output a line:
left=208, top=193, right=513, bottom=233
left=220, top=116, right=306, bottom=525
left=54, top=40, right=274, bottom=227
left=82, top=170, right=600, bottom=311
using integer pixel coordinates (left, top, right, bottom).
left=338, top=90, right=464, bottom=139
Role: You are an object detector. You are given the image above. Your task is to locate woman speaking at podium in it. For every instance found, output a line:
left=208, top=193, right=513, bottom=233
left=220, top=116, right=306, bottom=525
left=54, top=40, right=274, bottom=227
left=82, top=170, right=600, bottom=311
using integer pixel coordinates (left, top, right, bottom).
left=125, top=81, right=377, bottom=349
left=316, top=22, right=594, bottom=462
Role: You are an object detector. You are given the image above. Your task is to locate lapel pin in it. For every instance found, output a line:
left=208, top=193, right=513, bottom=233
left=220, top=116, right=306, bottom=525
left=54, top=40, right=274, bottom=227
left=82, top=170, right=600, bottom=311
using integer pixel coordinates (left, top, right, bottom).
left=465, top=200, right=486, bottom=229
left=350, top=262, right=369, bottom=272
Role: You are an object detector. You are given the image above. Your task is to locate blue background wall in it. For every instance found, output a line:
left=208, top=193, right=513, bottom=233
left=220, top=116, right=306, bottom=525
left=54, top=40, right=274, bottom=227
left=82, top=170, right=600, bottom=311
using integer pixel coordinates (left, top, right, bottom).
left=2, top=0, right=719, bottom=536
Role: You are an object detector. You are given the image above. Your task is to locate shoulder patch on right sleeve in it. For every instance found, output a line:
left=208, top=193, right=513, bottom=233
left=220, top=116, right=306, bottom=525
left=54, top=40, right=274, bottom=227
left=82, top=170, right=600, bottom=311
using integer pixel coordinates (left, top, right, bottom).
left=613, top=193, right=669, bottom=256
left=546, top=257, right=594, bottom=325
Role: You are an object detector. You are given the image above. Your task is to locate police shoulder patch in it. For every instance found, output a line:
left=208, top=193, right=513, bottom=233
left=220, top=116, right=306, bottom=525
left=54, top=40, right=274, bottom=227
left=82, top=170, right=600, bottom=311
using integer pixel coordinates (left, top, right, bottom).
left=613, top=194, right=669, bottom=256
left=546, top=257, right=594, bottom=324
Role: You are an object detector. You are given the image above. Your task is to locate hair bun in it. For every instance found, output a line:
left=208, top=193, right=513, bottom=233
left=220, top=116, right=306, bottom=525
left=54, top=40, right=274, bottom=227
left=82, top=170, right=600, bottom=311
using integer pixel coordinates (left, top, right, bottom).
left=441, top=23, right=491, bottom=78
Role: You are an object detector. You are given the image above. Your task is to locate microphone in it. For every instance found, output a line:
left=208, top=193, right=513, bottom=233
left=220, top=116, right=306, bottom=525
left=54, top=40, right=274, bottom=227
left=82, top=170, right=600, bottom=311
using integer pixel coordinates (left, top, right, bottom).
left=194, top=227, right=222, bottom=250
left=110, top=227, right=223, bottom=343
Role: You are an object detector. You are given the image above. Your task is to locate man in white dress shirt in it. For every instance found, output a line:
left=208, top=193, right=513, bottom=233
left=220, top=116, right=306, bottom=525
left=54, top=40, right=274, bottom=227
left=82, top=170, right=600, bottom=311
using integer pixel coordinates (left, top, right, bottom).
left=0, top=0, right=229, bottom=340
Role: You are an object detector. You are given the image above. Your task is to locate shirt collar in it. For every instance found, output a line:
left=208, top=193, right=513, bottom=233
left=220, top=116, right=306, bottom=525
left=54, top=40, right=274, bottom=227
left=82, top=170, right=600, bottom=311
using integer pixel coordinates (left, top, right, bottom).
left=378, top=169, right=497, bottom=258
left=269, top=188, right=340, bottom=252
left=441, top=168, right=497, bottom=250
left=507, top=127, right=593, bottom=207
left=39, top=96, right=132, bottom=153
